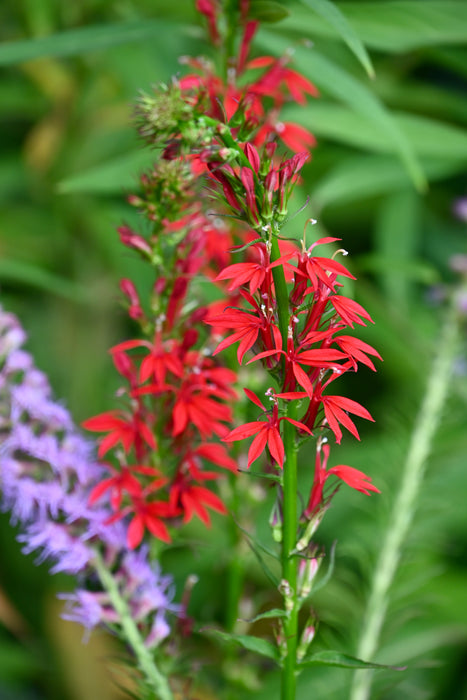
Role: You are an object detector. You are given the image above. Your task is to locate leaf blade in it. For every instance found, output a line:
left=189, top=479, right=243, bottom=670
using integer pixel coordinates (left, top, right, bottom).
left=0, top=19, right=190, bottom=66
left=298, top=0, right=374, bottom=78
left=201, top=629, right=280, bottom=662
left=298, top=650, right=406, bottom=671
left=258, top=31, right=426, bottom=191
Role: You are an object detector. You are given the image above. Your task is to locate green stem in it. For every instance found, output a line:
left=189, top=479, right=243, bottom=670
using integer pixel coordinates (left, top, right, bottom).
left=350, top=303, right=460, bottom=700
left=270, top=234, right=299, bottom=700
left=94, top=551, right=174, bottom=700
left=198, top=115, right=252, bottom=169
left=281, top=413, right=299, bottom=700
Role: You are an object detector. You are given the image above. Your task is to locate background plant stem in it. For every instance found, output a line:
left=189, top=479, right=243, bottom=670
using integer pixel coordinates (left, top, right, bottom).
left=94, top=551, right=174, bottom=700
left=350, top=301, right=460, bottom=700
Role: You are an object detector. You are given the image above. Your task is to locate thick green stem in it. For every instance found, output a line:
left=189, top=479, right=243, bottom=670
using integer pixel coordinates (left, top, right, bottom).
left=270, top=234, right=299, bottom=700
left=281, top=413, right=299, bottom=700
left=350, top=303, right=460, bottom=700
left=94, top=551, right=174, bottom=700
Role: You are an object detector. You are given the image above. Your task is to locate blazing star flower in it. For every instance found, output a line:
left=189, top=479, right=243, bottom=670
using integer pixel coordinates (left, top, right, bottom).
left=0, top=305, right=176, bottom=645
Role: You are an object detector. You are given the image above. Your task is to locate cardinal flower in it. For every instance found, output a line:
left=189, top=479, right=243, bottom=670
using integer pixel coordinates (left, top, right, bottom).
left=223, top=389, right=312, bottom=468
left=82, top=410, right=156, bottom=460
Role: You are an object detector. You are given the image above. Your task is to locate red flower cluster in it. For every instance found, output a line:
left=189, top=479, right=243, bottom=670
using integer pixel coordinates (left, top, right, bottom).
left=83, top=0, right=374, bottom=552
left=203, top=138, right=381, bottom=517
left=179, top=8, right=317, bottom=153
left=83, top=331, right=238, bottom=548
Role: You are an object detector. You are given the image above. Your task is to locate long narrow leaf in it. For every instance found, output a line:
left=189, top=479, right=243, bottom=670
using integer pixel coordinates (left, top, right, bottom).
left=298, top=0, right=374, bottom=78
left=284, top=103, right=467, bottom=160
left=239, top=608, right=288, bottom=623
left=57, top=150, right=156, bottom=194
left=299, top=650, right=406, bottom=671
left=281, top=2, right=467, bottom=53
left=259, top=31, right=426, bottom=191
left=0, top=19, right=190, bottom=66
left=312, top=155, right=466, bottom=209
left=0, top=259, right=90, bottom=303
left=201, top=629, right=279, bottom=662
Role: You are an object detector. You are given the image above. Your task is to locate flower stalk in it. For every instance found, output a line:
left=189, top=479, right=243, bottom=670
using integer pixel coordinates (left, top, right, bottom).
left=280, top=414, right=299, bottom=699
left=270, top=232, right=299, bottom=697
left=350, top=298, right=461, bottom=700
left=94, top=551, right=174, bottom=700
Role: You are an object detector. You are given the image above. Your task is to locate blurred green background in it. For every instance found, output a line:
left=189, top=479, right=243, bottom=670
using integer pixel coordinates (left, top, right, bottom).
left=1, top=1, right=467, bottom=698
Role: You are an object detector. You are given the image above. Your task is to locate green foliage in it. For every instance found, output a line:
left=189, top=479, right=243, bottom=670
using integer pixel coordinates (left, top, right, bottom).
left=297, top=650, right=405, bottom=670
left=202, top=629, right=280, bottom=662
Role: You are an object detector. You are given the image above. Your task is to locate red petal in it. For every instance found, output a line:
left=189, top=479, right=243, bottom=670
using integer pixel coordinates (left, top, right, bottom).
left=224, top=421, right=263, bottom=441
left=127, top=515, right=145, bottom=549
left=329, top=465, right=380, bottom=495
left=244, top=388, right=266, bottom=410
left=267, top=427, right=284, bottom=467
left=247, top=428, right=268, bottom=467
left=292, top=363, right=314, bottom=398
left=282, top=417, right=313, bottom=435
left=145, top=516, right=171, bottom=543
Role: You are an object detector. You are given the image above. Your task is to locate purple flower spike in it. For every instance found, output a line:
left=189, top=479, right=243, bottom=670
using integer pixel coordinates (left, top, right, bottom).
left=0, top=305, right=176, bottom=645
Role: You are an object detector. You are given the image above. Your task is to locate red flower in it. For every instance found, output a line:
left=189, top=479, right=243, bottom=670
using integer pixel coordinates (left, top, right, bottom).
left=171, top=381, right=233, bottom=438
left=274, top=122, right=316, bottom=152
left=111, top=334, right=184, bottom=385
left=330, top=295, right=374, bottom=327
left=321, top=394, right=374, bottom=444
left=82, top=410, right=156, bottom=459
left=89, top=465, right=167, bottom=511
left=332, top=335, right=382, bottom=372
left=208, top=307, right=271, bottom=363
left=223, top=389, right=312, bottom=468
left=216, top=243, right=294, bottom=296
left=169, top=470, right=227, bottom=526
left=124, top=497, right=173, bottom=548
left=327, top=464, right=380, bottom=496
left=305, top=441, right=379, bottom=518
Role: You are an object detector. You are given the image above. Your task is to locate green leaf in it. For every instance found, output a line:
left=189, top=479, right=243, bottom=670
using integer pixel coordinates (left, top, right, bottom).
left=298, top=650, right=406, bottom=671
left=249, top=0, right=290, bottom=23
left=0, top=642, right=39, bottom=681
left=246, top=539, right=280, bottom=588
left=201, top=629, right=279, bottom=662
left=230, top=239, right=265, bottom=254
left=312, top=155, right=467, bottom=209
left=238, top=467, right=282, bottom=483
left=347, top=1, right=467, bottom=53
left=310, top=540, right=337, bottom=594
left=280, top=2, right=467, bottom=53
left=298, top=0, right=374, bottom=78
left=284, top=103, right=467, bottom=160
left=57, top=150, right=157, bottom=194
left=235, top=522, right=280, bottom=561
left=0, top=259, right=90, bottom=303
left=358, top=255, right=439, bottom=287
left=239, top=608, right=288, bottom=623
left=373, top=191, right=421, bottom=308
left=259, top=31, right=426, bottom=191
left=0, top=19, right=191, bottom=66
left=233, top=521, right=280, bottom=586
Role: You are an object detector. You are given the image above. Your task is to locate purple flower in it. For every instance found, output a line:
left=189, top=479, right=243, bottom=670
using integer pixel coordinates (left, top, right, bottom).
left=60, top=589, right=120, bottom=631
left=454, top=197, right=467, bottom=222
left=19, top=520, right=93, bottom=574
left=0, top=305, right=176, bottom=645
